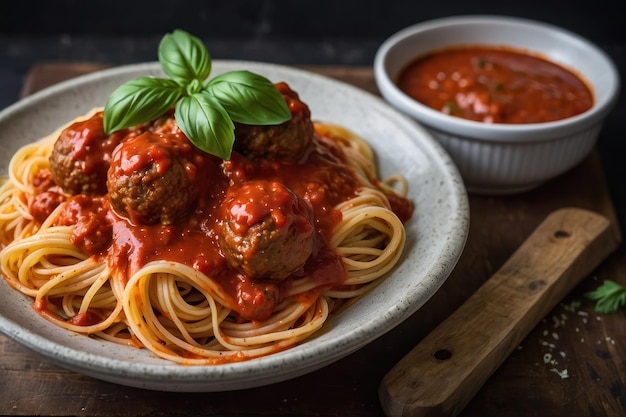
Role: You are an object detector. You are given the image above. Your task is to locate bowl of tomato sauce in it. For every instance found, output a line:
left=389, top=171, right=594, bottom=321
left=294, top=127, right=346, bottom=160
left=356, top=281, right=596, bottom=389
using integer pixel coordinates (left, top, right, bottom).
left=374, top=15, right=620, bottom=194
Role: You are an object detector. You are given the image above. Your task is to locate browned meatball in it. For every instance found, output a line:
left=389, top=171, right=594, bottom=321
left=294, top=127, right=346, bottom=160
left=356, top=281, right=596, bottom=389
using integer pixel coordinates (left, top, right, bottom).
left=148, top=110, right=181, bottom=135
left=233, top=82, right=314, bottom=163
left=107, top=132, right=203, bottom=225
left=49, top=112, right=128, bottom=195
left=219, top=179, right=316, bottom=280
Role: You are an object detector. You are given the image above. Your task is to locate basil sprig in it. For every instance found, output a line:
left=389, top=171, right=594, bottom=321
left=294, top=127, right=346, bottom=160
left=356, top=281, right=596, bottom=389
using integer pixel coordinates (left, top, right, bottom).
left=103, top=29, right=292, bottom=160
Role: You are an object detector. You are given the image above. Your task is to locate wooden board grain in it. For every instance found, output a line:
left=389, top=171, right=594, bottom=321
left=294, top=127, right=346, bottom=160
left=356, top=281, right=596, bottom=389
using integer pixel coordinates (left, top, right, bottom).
left=1, top=62, right=625, bottom=417
left=381, top=208, right=619, bottom=417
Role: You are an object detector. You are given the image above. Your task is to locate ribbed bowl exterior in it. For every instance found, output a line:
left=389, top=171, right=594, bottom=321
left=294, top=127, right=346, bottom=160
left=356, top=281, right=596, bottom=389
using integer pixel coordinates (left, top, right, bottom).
left=374, top=16, right=620, bottom=195
left=431, top=124, right=602, bottom=194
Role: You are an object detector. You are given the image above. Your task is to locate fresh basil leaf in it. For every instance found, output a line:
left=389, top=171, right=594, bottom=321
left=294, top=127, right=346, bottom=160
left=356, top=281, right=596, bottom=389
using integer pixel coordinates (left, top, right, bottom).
left=175, top=93, right=235, bottom=160
left=585, top=280, right=626, bottom=314
left=104, top=29, right=296, bottom=160
left=103, top=77, right=182, bottom=133
left=158, top=29, right=211, bottom=84
left=205, top=70, right=291, bottom=125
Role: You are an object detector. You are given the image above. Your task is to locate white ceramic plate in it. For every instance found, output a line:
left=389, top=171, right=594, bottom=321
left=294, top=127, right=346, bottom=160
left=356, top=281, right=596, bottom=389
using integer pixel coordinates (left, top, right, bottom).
left=0, top=61, right=469, bottom=392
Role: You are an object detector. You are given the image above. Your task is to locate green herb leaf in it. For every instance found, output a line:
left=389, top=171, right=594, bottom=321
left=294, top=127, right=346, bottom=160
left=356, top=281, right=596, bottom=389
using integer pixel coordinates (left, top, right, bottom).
left=585, top=280, right=626, bottom=314
left=158, top=29, right=211, bottom=84
left=442, top=100, right=460, bottom=115
left=205, top=70, right=291, bottom=125
left=104, top=29, right=292, bottom=160
left=103, top=77, right=183, bottom=133
left=175, top=93, right=235, bottom=160
left=475, top=58, right=488, bottom=68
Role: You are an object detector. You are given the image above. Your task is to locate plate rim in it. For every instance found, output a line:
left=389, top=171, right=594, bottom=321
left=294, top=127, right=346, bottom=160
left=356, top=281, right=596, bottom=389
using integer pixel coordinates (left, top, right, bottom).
left=0, top=60, right=469, bottom=391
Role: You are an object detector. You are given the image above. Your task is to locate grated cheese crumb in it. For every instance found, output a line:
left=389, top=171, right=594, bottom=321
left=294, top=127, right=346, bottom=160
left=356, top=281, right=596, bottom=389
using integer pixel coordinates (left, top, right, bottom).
left=550, top=368, right=570, bottom=379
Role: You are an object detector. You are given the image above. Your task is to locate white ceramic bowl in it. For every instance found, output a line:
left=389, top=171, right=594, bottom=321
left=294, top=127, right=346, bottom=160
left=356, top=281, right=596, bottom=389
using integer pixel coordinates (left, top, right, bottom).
left=0, top=61, right=469, bottom=391
left=374, top=15, right=621, bottom=194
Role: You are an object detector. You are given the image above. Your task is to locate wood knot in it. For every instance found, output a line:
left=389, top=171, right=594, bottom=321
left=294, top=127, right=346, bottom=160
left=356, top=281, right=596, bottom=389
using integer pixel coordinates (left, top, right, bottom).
left=434, top=349, right=452, bottom=360
left=554, top=229, right=570, bottom=238
left=528, top=280, right=547, bottom=291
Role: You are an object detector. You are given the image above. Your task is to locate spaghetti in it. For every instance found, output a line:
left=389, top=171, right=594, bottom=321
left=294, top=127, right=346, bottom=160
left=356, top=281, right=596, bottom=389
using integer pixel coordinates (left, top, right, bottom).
left=0, top=83, right=413, bottom=365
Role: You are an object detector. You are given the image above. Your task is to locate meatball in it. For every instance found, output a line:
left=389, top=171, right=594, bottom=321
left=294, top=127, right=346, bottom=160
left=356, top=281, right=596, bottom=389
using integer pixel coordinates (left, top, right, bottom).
left=149, top=110, right=182, bottom=135
left=219, top=180, right=315, bottom=280
left=107, top=132, right=203, bottom=225
left=29, top=191, right=66, bottom=224
left=233, top=82, right=314, bottom=163
left=49, top=112, right=128, bottom=195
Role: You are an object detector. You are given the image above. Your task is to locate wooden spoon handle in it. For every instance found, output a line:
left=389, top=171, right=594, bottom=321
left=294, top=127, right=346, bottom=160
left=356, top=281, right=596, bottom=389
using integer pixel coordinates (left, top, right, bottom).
left=379, top=207, right=620, bottom=417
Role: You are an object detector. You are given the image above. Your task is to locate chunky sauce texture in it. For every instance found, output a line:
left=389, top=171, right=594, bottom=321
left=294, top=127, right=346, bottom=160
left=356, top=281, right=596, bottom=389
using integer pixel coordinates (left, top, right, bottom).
left=396, top=46, right=593, bottom=124
left=34, top=110, right=412, bottom=322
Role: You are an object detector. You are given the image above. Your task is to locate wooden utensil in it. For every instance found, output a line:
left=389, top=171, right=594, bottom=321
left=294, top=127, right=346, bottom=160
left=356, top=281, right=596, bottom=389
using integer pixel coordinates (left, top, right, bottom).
left=379, top=207, right=620, bottom=417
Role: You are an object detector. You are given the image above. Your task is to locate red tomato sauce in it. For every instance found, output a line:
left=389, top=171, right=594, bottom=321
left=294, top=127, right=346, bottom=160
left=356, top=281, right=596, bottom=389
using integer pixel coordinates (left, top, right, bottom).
left=396, top=46, right=593, bottom=124
left=39, top=118, right=411, bottom=323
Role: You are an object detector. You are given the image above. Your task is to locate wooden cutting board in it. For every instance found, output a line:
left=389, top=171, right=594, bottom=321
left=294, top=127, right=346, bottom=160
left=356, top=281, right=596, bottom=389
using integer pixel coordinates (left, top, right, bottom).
left=1, top=62, right=625, bottom=417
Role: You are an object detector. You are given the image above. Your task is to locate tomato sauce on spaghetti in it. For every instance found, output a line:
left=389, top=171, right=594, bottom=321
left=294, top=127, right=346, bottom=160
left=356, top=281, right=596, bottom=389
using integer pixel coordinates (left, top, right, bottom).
left=1, top=80, right=414, bottom=364
left=32, top=116, right=389, bottom=321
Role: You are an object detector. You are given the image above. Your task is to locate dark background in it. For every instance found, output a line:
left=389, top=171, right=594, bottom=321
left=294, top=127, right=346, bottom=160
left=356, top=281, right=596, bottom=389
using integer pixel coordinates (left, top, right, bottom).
left=1, top=0, right=624, bottom=107
left=1, top=0, right=624, bottom=106
left=1, top=0, right=625, bottom=226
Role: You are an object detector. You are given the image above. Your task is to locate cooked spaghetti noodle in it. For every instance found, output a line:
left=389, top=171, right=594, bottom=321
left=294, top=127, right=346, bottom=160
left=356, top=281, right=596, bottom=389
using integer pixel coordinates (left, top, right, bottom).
left=0, top=83, right=412, bottom=365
